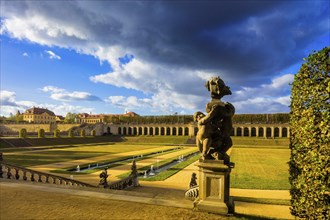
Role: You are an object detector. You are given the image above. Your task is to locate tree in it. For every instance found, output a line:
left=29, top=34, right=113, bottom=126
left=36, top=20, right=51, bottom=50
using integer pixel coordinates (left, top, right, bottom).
left=64, top=112, right=77, bottom=123
left=289, top=47, right=329, bottom=219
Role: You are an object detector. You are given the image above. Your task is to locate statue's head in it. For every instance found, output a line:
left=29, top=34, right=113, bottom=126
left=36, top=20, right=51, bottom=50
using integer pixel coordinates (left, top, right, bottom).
left=193, top=111, right=205, bottom=122
left=205, top=76, right=232, bottom=99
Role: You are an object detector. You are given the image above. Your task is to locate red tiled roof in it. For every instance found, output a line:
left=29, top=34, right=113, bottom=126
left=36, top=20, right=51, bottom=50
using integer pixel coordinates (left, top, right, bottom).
left=24, top=107, right=55, bottom=116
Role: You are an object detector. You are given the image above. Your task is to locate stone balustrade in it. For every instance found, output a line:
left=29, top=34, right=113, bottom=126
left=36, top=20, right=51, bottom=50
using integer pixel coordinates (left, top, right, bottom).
left=0, top=160, right=95, bottom=188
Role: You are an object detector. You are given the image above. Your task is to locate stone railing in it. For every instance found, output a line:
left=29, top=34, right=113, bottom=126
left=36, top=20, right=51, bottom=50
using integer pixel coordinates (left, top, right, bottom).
left=0, top=160, right=95, bottom=188
left=107, top=160, right=139, bottom=190
left=108, top=175, right=136, bottom=190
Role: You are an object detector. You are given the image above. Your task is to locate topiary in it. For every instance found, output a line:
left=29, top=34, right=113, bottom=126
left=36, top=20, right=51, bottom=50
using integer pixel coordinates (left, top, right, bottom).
left=289, top=47, right=329, bottom=219
left=68, top=129, right=74, bottom=138
left=91, top=130, right=96, bottom=137
left=54, top=129, right=61, bottom=138
left=38, top=129, right=45, bottom=138
left=80, top=129, right=86, bottom=137
left=19, top=128, right=27, bottom=138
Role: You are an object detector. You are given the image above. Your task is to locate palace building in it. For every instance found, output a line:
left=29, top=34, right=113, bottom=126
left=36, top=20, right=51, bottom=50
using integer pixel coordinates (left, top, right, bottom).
left=23, top=107, right=56, bottom=124
left=76, top=112, right=139, bottom=124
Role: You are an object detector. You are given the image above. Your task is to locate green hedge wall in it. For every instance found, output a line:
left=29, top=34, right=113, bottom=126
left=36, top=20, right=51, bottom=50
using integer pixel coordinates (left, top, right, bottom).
left=289, top=47, right=329, bottom=219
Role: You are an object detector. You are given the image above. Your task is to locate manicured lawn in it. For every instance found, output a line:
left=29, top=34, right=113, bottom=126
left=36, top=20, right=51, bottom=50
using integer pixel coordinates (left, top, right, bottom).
left=3, top=151, right=107, bottom=167
left=122, top=136, right=189, bottom=144
left=231, top=137, right=289, bottom=148
left=230, top=147, right=290, bottom=190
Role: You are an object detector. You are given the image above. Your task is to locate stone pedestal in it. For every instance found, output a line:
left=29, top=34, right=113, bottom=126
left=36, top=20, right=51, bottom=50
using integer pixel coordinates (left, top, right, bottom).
left=194, top=159, right=234, bottom=215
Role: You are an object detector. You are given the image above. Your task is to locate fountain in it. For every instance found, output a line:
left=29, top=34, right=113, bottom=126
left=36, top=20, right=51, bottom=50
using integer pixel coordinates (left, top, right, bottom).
left=88, top=164, right=90, bottom=169
left=149, top=165, right=155, bottom=176
left=144, top=171, right=147, bottom=178
left=76, top=165, right=80, bottom=172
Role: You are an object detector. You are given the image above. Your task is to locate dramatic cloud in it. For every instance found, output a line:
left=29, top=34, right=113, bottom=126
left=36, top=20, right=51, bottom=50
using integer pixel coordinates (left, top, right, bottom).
left=45, top=50, right=61, bottom=60
left=0, top=90, right=37, bottom=116
left=0, top=90, right=95, bottom=117
left=22, top=52, right=29, bottom=57
left=41, top=86, right=102, bottom=102
left=1, top=1, right=328, bottom=114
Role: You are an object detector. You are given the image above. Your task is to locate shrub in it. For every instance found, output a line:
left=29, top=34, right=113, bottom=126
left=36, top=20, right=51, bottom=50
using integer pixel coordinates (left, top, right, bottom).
left=54, top=129, right=61, bottom=138
left=68, top=129, right=74, bottom=138
left=19, top=128, right=27, bottom=138
left=80, top=129, right=86, bottom=137
left=289, top=47, right=329, bottom=219
left=38, top=129, right=45, bottom=138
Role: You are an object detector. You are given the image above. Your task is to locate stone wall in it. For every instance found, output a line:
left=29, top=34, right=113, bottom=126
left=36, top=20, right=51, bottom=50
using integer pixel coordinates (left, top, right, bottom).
left=0, top=123, right=79, bottom=135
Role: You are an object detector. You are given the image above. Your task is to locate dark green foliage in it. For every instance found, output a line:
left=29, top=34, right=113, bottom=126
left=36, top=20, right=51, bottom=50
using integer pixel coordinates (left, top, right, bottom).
left=68, top=129, right=74, bottom=138
left=80, top=129, right=86, bottom=137
left=19, top=128, right=27, bottom=138
left=232, top=113, right=289, bottom=124
left=38, top=129, right=45, bottom=138
left=289, top=47, right=329, bottom=219
left=53, top=129, right=61, bottom=138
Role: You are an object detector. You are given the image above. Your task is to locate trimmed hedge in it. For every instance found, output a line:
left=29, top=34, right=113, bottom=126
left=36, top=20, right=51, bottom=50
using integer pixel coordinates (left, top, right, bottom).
left=38, top=129, right=45, bottom=138
left=80, top=129, right=86, bottom=137
left=289, top=47, right=329, bottom=219
left=19, top=128, right=27, bottom=138
left=53, top=129, right=61, bottom=138
left=68, top=129, right=74, bottom=138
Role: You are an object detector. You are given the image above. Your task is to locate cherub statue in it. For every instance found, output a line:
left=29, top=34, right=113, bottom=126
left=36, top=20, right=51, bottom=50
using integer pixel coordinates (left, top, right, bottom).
left=99, top=168, right=109, bottom=188
left=195, top=76, right=235, bottom=163
left=193, top=105, right=218, bottom=160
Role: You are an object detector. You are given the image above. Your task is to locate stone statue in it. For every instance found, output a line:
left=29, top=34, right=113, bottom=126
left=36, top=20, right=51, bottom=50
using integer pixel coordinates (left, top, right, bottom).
left=99, top=168, right=109, bottom=188
left=189, top=172, right=198, bottom=188
left=194, top=76, right=235, bottom=163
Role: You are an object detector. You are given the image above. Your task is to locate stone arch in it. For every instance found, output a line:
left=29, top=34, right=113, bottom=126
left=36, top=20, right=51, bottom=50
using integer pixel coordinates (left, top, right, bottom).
left=138, top=127, right=143, bottom=135
left=274, top=127, right=280, bottom=138
left=258, top=127, right=264, bottom=137
left=282, top=127, right=288, bottom=137
left=133, top=127, right=137, bottom=135
left=128, top=127, right=132, bottom=135
left=251, top=127, right=256, bottom=137
left=237, top=127, right=242, bottom=136
left=155, top=127, right=159, bottom=135
left=172, top=127, right=177, bottom=136
left=107, top=127, right=111, bottom=134
left=149, top=127, right=154, bottom=135
left=243, top=127, right=249, bottom=137
left=266, top=127, right=272, bottom=138
left=123, top=127, right=127, bottom=135
left=184, top=127, right=189, bottom=136
left=178, top=127, right=183, bottom=136
left=166, top=127, right=171, bottom=136
left=118, top=127, right=122, bottom=135
left=144, top=127, right=148, bottom=135
left=161, top=127, right=165, bottom=135
left=194, top=127, right=198, bottom=136
left=230, top=127, right=235, bottom=136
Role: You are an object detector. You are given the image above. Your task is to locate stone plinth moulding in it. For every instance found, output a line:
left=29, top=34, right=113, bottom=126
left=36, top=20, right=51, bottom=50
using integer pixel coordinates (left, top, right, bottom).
left=194, top=159, right=234, bottom=215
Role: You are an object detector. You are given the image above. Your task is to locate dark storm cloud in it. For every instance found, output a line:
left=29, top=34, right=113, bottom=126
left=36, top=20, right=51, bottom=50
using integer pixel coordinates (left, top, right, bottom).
left=1, top=0, right=328, bottom=113
left=2, top=0, right=328, bottom=87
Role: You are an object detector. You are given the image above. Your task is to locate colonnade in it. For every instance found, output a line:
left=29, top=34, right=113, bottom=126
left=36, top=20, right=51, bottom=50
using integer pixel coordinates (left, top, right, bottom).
left=106, top=123, right=290, bottom=138
left=232, top=124, right=290, bottom=138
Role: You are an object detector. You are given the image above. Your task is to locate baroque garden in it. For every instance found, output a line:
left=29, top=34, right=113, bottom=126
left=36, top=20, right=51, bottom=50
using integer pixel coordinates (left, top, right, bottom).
left=1, top=47, right=328, bottom=220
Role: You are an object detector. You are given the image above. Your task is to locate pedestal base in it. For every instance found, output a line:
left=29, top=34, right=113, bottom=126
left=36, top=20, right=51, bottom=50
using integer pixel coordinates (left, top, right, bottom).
left=194, top=159, right=234, bottom=215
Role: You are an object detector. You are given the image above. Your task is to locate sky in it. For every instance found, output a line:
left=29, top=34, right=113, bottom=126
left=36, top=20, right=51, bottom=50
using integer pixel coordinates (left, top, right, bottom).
left=0, top=0, right=329, bottom=117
